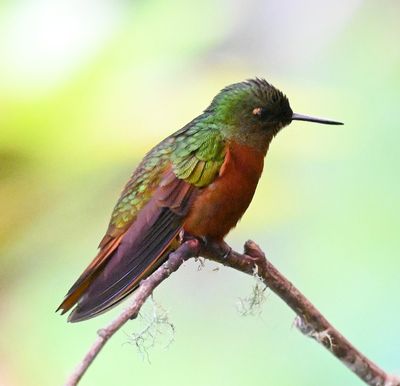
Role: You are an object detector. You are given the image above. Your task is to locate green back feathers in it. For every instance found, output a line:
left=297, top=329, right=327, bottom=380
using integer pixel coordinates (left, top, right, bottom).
left=110, top=139, right=174, bottom=231
left=172, top=122, right=225, bottom=187
left=109, top=119, right=226, bottom=233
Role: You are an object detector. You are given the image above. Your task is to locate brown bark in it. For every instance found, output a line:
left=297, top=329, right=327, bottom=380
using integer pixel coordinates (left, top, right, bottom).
left=65, top=239, right=399, bottom=386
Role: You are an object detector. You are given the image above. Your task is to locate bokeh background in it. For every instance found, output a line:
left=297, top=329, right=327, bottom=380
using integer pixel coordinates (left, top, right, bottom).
left=1, top=0, right=399, bottom=385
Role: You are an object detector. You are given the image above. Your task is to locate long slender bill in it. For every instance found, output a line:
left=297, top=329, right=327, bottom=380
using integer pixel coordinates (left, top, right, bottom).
left=292, top=113, right=343, bottom=125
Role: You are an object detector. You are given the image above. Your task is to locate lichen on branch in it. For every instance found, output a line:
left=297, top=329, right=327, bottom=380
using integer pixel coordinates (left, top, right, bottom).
left=65, top=239, right=400, bottom=386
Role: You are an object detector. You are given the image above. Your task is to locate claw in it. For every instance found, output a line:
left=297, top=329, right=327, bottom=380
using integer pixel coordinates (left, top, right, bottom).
left=221, top=246, right=232, bottom=259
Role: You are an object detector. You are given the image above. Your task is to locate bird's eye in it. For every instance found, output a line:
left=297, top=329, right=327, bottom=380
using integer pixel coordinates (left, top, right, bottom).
left=252, top=107, right=268, bottom=119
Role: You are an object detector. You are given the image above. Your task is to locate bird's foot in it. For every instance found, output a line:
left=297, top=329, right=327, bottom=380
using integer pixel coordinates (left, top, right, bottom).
left=201, top=238, right=231, bottom=260
left=219, top=243, right=232, bottom=259
left=179, top=232, right=231, bottom=260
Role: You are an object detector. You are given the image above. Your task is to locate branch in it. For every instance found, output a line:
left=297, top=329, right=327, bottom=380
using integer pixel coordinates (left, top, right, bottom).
left=64, top=239, right=201, bottom=386
left=65, top=239, right=400, bottom=386
left=203, top=240, right=400, bottom=386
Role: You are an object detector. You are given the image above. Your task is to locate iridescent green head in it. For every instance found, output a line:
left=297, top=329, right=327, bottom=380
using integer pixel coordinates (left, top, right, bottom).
left=206, top=78, right=342, bottom=150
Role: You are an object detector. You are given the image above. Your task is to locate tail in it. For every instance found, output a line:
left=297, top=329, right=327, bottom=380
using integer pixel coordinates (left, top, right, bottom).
left=57, top=223, right=180, bottom=322
left=57, top=171, right=195, bottom=322
left=56, top=234, right=125, bottom=320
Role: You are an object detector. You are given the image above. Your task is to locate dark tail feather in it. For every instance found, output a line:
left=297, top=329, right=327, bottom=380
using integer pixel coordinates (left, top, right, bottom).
left=67, top=215, right=181, bottom=322
left=56, top=235, right=124, bottom=315
left=60, top=172, right=196, bottom=322
left=67, top=209, right=182, bottom=322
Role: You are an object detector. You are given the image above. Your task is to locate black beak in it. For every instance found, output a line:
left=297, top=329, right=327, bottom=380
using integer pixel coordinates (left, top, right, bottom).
left=292, top=113, right=343, bottom=125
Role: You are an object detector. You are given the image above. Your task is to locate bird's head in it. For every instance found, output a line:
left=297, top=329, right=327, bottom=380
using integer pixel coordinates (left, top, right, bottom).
left=206, top=78, right=342, bottom=151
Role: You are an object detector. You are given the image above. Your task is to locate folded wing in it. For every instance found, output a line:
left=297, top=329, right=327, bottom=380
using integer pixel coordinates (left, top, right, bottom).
left=58, top=124, right=226, bottom=322
left=58, top=169, right=197, bottom=322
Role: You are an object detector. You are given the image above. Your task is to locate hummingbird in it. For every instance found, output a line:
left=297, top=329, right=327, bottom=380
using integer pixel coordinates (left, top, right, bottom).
left=58, top=78, right=342, bottom=322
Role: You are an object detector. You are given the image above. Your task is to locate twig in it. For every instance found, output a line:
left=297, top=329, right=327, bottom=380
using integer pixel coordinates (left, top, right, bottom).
left=64, top=239, right=201, bottom=386
left=203, top=240, right=400, bottom=386
left=65, top=239, right=400, bottom=386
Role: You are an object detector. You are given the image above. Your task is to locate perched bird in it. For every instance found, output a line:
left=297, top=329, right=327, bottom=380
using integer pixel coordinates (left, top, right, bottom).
left=58, top=78, right=342, bottom=322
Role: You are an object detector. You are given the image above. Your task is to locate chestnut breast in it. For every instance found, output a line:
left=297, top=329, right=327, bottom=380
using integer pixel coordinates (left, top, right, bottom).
left=184, top=141, right=265, bottom=240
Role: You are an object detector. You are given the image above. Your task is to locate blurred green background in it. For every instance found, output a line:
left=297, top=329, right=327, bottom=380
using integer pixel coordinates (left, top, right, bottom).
left=1, top=0, right=399, bottom=385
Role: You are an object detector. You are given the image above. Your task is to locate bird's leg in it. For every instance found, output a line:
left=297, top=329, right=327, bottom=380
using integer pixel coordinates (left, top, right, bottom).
left=215, top=240, right=232, bottom=259
left=179, top=231, right=231, bottom=259
left=200, top=237, right=232, bottom=260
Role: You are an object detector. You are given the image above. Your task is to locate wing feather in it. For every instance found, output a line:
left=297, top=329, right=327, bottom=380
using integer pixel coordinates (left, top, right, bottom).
left=58, top=124, right=227, bottom=322
left=64, top=170, right=197, bottom=322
